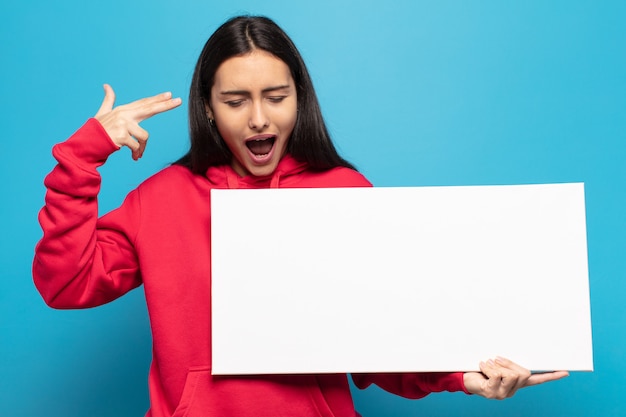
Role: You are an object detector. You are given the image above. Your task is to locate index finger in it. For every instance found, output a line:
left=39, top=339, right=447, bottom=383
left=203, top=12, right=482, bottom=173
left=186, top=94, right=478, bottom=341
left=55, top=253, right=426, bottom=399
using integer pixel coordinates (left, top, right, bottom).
left=526, top=371, right=570, bottom=386
left=495, top=357, right=568, bottom=387
left=125, top=91, right=183, bottom=122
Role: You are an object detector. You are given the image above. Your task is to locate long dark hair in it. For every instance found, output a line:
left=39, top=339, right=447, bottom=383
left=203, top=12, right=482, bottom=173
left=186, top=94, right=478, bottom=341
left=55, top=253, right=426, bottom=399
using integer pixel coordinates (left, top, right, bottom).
left=174, top=15, right=356, bottom=175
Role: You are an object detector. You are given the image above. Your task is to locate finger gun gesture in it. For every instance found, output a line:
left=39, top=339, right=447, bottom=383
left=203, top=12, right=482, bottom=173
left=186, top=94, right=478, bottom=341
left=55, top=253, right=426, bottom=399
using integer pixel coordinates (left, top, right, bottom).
left=94, top=84, right=182, bottom=160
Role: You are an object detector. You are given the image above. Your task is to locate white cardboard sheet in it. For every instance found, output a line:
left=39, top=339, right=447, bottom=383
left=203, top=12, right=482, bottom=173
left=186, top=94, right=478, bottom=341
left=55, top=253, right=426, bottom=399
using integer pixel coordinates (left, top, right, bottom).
left=210, top=183, right=593, bottom=375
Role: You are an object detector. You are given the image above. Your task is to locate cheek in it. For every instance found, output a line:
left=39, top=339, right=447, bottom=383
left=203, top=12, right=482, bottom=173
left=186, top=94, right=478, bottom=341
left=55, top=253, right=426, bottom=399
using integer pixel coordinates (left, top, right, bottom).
left=215, top=126, right=239, bottom=153
left=215, top=115, right=242, bottom=142
left=281, top=104, right=298, bottom=134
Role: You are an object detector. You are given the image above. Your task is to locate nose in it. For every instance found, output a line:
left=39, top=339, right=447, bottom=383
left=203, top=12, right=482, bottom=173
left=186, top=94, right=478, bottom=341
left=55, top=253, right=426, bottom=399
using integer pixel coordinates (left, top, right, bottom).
left=248, top=100, right=269, bottom=130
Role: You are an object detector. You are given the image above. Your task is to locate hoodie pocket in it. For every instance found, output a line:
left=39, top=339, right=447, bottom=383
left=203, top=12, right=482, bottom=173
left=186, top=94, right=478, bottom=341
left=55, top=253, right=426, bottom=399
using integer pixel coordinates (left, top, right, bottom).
left=171, top=367, right=332, bottom=417
left=171, top=366, right=210, bottom=417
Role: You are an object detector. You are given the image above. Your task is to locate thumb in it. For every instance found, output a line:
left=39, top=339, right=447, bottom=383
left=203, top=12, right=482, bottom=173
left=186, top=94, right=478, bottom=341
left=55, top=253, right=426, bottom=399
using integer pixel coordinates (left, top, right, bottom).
left=95, top=83, right=116, bottom=117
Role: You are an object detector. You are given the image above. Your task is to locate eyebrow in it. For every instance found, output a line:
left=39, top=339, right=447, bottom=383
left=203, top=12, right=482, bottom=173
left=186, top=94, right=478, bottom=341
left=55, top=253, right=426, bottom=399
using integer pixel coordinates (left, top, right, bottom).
left=219, top=84, right=292, bottom=96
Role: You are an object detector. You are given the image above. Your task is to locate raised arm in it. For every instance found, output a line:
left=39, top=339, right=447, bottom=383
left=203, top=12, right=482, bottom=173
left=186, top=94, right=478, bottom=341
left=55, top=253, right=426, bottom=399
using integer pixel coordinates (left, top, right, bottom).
left=33, top=86, right=181, bottom=308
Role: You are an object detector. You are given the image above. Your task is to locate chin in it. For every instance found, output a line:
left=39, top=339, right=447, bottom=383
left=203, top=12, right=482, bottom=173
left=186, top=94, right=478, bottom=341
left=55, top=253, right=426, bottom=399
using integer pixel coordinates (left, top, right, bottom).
left=247, top=162, right=279, bottom=177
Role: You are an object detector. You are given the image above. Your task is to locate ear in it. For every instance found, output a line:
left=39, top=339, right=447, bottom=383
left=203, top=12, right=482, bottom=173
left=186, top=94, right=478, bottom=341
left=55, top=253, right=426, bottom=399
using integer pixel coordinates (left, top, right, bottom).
left=204, top=101, right=214, bottom=119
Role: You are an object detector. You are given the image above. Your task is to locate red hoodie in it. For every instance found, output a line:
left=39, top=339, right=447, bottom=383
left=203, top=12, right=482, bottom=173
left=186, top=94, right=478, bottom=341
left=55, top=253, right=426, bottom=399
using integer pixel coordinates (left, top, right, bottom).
left=33, top=119, right=468, bottom=417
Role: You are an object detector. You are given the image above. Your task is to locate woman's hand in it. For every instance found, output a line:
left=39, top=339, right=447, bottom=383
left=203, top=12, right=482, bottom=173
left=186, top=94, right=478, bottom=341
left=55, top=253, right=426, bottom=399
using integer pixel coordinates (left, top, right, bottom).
left=463, top=357, right=569, bottom=400
left=94, top=84, right=182, bottom=160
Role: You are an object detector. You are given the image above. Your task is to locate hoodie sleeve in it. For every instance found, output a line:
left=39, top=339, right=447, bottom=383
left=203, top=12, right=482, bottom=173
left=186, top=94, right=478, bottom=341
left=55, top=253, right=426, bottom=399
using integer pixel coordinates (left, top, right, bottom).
left=33, top=119, right=142, bottom=309
left=351, top=372, right=469, bottom=399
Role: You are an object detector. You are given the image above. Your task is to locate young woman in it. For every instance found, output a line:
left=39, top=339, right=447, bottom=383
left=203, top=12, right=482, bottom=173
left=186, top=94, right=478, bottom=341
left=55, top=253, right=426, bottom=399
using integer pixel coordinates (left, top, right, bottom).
left=33, top=15, right=567, bottom=417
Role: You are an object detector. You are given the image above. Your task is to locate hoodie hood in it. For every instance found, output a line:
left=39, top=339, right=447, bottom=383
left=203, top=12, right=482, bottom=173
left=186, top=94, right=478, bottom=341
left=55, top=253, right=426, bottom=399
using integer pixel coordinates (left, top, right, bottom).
left=205, top=154, right=309, bottom=189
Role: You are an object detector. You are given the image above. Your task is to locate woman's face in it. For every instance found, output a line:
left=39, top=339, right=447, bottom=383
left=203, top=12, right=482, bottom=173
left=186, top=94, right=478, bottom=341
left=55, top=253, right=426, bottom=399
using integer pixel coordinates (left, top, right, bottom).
left=208, top=50, right=298, bottom=177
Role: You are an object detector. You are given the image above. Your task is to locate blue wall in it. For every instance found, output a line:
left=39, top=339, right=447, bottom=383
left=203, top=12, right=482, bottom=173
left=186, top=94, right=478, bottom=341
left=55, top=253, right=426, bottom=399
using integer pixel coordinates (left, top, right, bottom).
left=1, top=1, right=624, bottom=415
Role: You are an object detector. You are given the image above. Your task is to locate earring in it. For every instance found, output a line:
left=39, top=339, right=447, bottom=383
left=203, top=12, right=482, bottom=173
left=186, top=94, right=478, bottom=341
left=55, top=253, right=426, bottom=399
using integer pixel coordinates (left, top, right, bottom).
left=209, top=118, right=215, bottom=126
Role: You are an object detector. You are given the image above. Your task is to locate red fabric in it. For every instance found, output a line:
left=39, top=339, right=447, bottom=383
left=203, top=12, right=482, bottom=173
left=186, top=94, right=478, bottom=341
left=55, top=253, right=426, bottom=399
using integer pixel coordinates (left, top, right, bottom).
left=352, top=372, right=469, bottom=399
left=34, top=118, right=468, bottom=417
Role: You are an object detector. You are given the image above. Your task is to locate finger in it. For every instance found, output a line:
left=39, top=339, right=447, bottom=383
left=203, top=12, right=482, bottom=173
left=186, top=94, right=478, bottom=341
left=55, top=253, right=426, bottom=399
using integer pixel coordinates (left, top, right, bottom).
left=132, top=142, right=145, bottom=161
left=95, top=84, right=116, bottom=118
left=495, top=357, right=531, bottom=392
left=479, top=359, right=502, bottom=382
left=481, top=359, right=519, bottom=399
left=494, top=357, right=528, bottom=373
left=115, top=134, right=140, bottom=156
left=126, top=124, right=149, bottom=160
left=478, top=360, right=504, bottom=399
left=124, top=92, right=182, bottom=123
left=501, top=371, right=521, bottom=398
left=128, top=123, right=149, bottom=143
left=527, top=371, right=570, bottom=386
left=495, top=357, right=568, bottom=388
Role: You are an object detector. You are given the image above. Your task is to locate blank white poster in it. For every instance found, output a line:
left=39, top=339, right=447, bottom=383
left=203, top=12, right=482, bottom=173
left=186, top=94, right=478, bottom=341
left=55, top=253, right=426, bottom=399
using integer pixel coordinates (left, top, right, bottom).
left=211, top=183, right=592, bottom=375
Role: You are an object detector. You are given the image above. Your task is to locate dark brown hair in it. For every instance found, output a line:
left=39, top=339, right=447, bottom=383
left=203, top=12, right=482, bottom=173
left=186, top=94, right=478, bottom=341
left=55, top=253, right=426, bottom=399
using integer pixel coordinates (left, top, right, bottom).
left=174, top=15, right=356, bottom=175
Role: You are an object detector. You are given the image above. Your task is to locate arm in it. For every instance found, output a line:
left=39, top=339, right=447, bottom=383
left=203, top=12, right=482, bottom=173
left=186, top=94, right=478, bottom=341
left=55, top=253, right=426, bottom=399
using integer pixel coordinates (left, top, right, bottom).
left=353, top=358, right=568, bottom=401
left=33, top=86, right=181, bottom=308
left=352, top=372, right=468, bottom=399
left=33, top=119, right=140, bottom=307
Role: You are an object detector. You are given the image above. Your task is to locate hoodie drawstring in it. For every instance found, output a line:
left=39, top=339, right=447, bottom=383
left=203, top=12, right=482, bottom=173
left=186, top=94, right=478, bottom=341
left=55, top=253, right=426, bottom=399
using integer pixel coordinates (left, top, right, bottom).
left=270, top=171, right=281, bottom=188
left=225, top=168, right=239, bottom=189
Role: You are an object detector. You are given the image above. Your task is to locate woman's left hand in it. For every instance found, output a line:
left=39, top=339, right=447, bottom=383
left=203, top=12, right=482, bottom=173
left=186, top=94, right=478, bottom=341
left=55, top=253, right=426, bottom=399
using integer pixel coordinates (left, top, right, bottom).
left=463, top=357, right=569, bottom=399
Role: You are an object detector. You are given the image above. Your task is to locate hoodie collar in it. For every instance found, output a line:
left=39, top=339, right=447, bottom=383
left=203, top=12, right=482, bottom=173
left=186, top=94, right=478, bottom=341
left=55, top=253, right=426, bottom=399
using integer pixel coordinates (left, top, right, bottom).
left=206, top=154, right=309, bottom=189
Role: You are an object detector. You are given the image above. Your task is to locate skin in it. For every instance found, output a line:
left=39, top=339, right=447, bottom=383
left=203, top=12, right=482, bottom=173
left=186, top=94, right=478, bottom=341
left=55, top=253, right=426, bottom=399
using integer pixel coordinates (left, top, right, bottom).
left=95, top=84, right=182, bottom=160
left=92, top=76, right=569, bottom=401
left=206, top=49, right=298, bottom=177
left=464, top=356, right=568, bottom=399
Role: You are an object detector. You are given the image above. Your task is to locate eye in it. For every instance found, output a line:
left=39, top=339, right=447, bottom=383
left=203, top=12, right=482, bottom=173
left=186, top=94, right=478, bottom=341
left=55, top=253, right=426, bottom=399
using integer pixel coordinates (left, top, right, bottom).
left=267, top=96, right=287, bottom=103
left=225, top=100, right=244, bottom=108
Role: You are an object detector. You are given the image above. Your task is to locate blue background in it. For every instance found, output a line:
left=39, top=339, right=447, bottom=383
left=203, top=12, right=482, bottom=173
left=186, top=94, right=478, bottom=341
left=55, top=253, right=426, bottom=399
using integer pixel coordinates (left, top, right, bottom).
left=1, top=0, right=624, bottom=415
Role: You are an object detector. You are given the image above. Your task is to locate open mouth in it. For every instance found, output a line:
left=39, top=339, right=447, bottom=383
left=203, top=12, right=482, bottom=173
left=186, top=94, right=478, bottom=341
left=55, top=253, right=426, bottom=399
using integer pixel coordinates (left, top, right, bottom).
left=245, top=136, right=276, bottom=157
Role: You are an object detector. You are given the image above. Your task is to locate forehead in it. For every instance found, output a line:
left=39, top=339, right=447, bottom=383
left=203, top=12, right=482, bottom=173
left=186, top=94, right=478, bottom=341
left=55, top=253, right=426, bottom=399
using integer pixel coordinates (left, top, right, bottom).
left=213, top=50, right=293, bottom=90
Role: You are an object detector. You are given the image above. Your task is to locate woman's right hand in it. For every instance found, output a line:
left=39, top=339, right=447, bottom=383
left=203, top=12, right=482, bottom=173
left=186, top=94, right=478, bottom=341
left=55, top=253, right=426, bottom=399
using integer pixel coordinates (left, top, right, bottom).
left=94, top=84, right=182, bottom=160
